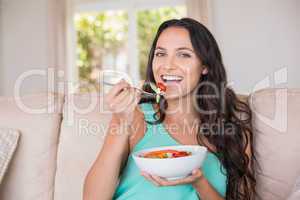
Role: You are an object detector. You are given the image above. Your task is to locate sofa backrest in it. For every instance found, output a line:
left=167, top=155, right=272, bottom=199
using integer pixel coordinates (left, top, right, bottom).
left=54, top=88, right=300, bottom=200
left=53, top=92, right=112, bottom=200
left=250, top=88, right=300, bottom=199
left=1, top=88, right=299, bottom=200
left=0, top=92, right=64, bottom=200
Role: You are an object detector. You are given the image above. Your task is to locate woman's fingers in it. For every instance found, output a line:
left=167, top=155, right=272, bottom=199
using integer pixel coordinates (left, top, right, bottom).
left=141, top=168, right=203, bottom=187
left=149, top=174, right=168, bottom=186
left=108, top=88, right=129, bottom=112
left=191, top=168, right=203, bottom=179
left=109, top=87, right=140, bottom=113
left=141, top=172, right=160, bottom=186
left=105, top=79, right=141, bottom=128
left=116, top=88, right=138, bottom=107
left=106, top=79, right=130, bottom=101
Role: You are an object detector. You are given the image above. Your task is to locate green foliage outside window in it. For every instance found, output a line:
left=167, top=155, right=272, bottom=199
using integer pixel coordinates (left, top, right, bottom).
left=75, top=7, right=185, bottom=92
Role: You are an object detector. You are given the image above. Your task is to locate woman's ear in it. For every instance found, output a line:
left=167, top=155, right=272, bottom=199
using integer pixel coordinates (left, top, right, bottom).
left=202, top=67, right=208, bottom=75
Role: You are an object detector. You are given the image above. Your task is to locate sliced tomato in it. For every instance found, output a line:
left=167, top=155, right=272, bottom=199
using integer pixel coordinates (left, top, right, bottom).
left=143, top=149, right=191, bottom=158
left=157, top=82, right=166, bottom=92
left=172, top=151, right=191, bottom=158
left=143, top=149, right=179, bottom=158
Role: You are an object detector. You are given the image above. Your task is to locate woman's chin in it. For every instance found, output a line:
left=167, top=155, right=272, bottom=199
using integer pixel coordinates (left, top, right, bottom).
left=163, top=89, right=194, bottom=101
left=163, top=93, right=184, bottom=101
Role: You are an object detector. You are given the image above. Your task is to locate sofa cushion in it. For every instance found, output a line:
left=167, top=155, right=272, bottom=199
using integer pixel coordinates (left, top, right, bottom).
left=0, top=92, right=64, bottom=200
left=54, top=92, right=111, bottom=200
left=287, top=176, right=300, bottom=200
left=249, top=88, right=300, bottom=200
left=0, top=128, right=20, bottom=184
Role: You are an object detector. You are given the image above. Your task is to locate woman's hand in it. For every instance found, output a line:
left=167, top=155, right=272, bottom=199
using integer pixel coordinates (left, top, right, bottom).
left=140, top=168, right=204, bottom=187
left=105, top=79, right=141, bottom=126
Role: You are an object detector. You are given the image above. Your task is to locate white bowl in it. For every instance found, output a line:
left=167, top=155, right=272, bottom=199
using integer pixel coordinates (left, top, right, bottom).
left=132, top=145, right=207, bottom=180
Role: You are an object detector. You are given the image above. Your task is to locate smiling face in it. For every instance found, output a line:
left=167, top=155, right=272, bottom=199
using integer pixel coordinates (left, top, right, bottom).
left=152, top=27, right=207, bottom=100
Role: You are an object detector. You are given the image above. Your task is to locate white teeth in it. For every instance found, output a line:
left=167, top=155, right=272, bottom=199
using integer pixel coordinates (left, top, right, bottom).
left=162, top=75, right=183, bottom=81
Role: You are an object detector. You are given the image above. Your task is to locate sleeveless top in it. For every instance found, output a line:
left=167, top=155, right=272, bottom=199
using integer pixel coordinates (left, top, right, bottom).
left=112, top=103, right=227, bottom=200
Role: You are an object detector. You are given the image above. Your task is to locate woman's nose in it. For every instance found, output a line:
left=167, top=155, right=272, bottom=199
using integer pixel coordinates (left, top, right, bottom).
left=163, top=55, right=177, bottom=70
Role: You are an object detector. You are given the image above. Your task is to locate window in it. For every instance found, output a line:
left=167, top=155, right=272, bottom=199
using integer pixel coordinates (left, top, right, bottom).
left=74, top=10, right=129, bottom=92
left=72, top=0, right=186, bottom=93
left=137, top=6, right=186, bottom=79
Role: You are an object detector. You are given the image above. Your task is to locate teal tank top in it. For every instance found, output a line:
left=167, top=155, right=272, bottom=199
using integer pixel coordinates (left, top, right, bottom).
left=112, top=103, right=227, bottom=200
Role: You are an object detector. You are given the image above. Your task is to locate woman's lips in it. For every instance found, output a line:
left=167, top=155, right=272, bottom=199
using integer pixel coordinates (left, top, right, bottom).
left=160, top=79, right=183, bottom=88
left=163, top=80, right=182, bottom=86
left=160, top=74, right=183, bottom=86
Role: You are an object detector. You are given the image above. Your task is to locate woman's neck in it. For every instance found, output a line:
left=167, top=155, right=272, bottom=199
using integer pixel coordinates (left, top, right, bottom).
left=164, top=94, right=200, bottom=124
left=154, top=95, right=216, bottom=151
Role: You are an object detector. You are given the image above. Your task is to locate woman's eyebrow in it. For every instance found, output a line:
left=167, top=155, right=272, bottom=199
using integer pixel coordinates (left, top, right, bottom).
left=176, top=47, right=194, bottom=52
left=155, top=46, right=194, bottom=52
left=155, top=46, right=166, bottom=51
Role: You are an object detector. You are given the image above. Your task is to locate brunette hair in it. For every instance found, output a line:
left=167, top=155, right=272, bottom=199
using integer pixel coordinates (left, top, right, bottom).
left=139, top=18, right=257, bottom=200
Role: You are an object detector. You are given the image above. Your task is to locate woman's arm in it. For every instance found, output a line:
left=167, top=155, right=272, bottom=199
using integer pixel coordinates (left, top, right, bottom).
left=192, top=128, right=254, bottom=200
left=192, top=176, right=224, bottom=200
left=141, top=167, right=224, bottom=200
left=83, top=79, right=141, bottom=200
left=83, top=117, right=130, bottom=200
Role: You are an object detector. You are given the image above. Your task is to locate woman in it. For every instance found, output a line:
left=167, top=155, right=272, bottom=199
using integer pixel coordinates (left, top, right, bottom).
left=83, top=18, right=256, bottom=200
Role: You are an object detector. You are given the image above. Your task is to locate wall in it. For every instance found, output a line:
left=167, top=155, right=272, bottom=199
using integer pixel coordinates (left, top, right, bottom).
left=0, top=0, right=3, bottom=95
left=0, top=0, right=299, bottom=96
left=211, top=0, right=300, bottom=94
left=0, top=0, right=49, bottom=96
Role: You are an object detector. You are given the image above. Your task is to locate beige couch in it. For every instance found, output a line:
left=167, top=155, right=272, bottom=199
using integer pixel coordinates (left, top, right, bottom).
left=0, top=88, right=299, bottom=200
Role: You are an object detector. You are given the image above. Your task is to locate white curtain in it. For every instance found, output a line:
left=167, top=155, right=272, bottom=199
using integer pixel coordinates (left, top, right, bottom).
left=47, top=0, right=68, bottom=72
left=0, top=0, right=3, bottom=95
left=186, top=0, right=213, bottom=30
left=47, top=0, right=72, bottom=94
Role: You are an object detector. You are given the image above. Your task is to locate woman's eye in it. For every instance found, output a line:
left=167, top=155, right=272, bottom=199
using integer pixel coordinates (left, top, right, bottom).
left=155, top=52, right=165, bottom=57
left=178, top=52, right=191, bottom=58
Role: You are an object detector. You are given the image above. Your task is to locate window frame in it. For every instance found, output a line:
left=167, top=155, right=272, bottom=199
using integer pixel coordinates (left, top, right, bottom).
left=67, top=0, right=186, bottom=93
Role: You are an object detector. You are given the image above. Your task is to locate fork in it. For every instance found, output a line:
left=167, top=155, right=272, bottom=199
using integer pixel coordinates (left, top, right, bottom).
left=103, top=80, right=157, bottom=97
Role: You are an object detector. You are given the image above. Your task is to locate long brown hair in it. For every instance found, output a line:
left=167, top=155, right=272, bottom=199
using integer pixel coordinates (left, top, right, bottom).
left=139, top=18, right=257, bottom=200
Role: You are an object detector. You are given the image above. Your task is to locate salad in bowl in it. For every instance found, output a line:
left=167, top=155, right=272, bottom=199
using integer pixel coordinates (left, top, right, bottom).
left=132, top=145, right=207, bottom=180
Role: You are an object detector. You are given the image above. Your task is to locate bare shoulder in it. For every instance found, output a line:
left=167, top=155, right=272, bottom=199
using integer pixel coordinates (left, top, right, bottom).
left=128, top=105, right=147, bottom=153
